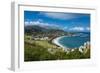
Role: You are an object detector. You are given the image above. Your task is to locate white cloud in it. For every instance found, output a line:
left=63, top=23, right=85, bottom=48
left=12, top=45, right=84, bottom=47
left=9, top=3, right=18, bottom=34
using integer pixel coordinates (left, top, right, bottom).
left=63, top=26, right=68, bottom=30
left=86, top=27, right=90, bottom=31
left=69, top=27, right=85, bottom=31
left=40, top=12, right=78, bottom=20
left=69, top=26, right=90, bottom=31
left=24, top=21, right=29, bottom=25
left=25, top=21, right=47, bottom=26
left=25, top=21, right=40, bottom=25
left=25, top=20, right=90, bottom=32
left=24, top=20, right=60, bottom=28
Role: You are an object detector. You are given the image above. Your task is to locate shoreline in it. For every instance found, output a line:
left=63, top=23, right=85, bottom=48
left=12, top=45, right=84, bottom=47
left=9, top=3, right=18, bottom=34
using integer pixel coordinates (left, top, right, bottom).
left=52, top=36, right=68, bottom=49
left=52, top=36, right=90, bottom=51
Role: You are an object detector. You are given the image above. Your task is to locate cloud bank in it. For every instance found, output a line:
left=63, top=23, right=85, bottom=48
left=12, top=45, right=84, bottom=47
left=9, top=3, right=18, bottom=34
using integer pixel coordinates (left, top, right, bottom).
left=24, top=20, right=60, bottom=29
left=69, top=26, right=90, bottom=32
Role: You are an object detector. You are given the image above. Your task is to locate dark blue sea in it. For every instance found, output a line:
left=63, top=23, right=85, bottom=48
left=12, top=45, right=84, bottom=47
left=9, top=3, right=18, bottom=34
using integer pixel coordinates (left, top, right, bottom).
left=58, top=32, right=90, bottom=49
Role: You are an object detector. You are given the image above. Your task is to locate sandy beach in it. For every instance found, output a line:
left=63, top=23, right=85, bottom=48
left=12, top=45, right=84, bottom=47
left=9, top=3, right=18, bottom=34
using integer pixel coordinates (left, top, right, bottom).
left=52, top=36, right=68, bottom=49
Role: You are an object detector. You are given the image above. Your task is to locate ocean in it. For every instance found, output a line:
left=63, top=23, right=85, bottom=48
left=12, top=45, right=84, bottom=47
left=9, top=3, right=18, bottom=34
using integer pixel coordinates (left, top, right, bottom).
left=58, top=32, right=90, bottom=49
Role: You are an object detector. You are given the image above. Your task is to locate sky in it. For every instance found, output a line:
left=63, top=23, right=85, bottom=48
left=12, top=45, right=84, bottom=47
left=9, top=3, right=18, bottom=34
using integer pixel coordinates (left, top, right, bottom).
left=24, top=11, right=90, bottom=32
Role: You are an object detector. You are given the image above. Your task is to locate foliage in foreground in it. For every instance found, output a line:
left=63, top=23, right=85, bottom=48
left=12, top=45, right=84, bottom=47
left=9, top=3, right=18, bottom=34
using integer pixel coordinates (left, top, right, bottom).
left=24, top=41, right=90, bottom=61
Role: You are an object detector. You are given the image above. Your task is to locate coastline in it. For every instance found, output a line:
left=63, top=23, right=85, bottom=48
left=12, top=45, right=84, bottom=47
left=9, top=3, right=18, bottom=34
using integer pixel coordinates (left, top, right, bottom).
left=52, top=36, right=68, bottom=49
left=52, top=36, right=90, bottom=51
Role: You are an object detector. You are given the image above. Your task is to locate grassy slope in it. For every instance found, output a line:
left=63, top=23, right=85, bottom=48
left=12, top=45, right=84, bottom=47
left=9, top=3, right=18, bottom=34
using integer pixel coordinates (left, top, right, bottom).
left=24, top=35, right=90, bottom=61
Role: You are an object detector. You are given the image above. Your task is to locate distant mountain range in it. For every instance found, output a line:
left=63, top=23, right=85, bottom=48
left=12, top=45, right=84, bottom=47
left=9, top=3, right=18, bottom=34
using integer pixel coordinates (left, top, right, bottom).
left=25, top=25, right=90, bottom=36
left=24, top=25, right=67, bottom=35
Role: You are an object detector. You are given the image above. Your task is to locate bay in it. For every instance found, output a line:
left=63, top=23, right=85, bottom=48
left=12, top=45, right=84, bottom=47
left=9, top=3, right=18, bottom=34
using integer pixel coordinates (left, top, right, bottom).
left=58, top=32, right=90, bottom=49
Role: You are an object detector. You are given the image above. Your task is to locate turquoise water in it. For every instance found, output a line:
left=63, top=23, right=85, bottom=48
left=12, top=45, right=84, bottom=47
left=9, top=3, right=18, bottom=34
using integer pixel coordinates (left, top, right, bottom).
left=58, top=32, right=90, bottom=49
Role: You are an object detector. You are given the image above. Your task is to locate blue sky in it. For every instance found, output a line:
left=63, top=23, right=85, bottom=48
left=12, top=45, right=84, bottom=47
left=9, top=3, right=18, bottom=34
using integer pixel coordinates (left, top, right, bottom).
left=24, top=11, right=90, bottom=32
